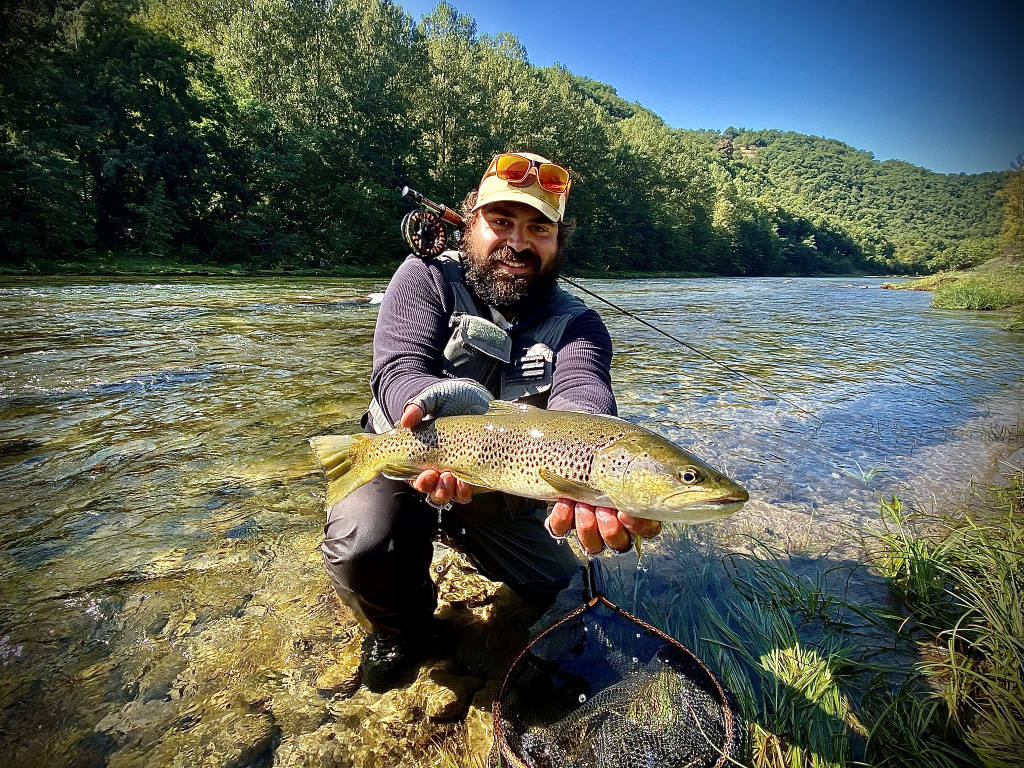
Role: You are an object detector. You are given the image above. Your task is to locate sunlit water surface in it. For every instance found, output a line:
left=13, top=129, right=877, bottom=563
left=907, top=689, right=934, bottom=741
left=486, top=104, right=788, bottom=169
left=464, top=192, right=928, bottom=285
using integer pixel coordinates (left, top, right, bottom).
left=1, top=276, right=1021, bottom=765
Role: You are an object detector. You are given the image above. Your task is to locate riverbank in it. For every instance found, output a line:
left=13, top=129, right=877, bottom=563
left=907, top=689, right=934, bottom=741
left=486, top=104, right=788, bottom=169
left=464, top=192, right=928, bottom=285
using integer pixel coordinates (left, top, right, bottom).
left=882, top=257, right=1024, bottom=331
left=0, top=251, right=884, bottom=281
left=0, top=252, right=382, bottom=279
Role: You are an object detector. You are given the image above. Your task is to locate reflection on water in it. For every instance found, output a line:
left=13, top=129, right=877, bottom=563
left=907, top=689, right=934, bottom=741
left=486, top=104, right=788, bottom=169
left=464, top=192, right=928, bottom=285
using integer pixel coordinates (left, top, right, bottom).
left=0, top=276, right=1021, bottom=765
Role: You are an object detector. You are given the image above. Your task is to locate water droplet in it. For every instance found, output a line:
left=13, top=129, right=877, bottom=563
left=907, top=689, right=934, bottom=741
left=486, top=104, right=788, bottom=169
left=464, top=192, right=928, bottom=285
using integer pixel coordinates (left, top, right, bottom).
left=632, top=656, right=638, bottom=663
left=636, top=633, right=641, bottom=638
left=578, top=694, right=587, bottom=703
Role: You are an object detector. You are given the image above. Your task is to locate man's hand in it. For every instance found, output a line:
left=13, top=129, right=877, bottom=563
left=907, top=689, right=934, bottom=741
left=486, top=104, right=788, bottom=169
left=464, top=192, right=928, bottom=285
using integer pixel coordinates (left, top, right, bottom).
left=402, top=403, right=475, bottom=505
left=546, top=499, right=662, bottom=555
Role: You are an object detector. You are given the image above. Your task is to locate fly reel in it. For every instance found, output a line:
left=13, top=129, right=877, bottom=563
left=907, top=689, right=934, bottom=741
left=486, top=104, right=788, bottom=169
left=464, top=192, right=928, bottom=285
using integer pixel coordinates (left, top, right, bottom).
left=400, top=186, right=465, bottom=258
left=401, top=208, right=448, bottom=257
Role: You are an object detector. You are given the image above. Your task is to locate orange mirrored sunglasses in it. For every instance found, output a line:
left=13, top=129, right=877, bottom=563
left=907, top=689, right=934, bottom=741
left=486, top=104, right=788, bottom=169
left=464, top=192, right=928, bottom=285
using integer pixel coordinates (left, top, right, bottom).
left=482, top=153, right=571, bottom=195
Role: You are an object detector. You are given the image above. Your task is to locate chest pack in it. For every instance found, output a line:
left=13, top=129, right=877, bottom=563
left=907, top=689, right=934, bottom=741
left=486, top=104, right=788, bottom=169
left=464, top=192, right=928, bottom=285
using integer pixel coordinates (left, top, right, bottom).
left=365, top=252, right=587, bottom=432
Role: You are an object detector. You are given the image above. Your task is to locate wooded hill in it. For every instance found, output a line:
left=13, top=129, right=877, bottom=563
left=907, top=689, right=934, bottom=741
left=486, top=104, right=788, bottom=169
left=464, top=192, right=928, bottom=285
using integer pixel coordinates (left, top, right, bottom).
left=1, top=0, right=1012, bottom=276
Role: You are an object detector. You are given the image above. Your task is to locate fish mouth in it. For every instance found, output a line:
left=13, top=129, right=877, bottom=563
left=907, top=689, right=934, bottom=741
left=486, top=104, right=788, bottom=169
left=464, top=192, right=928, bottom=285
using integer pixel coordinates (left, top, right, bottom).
left=662, top=489, right=749, bottom=508
left=654, top=498, right=746, bottom=523
left=655, top=489, right=749, bottom=522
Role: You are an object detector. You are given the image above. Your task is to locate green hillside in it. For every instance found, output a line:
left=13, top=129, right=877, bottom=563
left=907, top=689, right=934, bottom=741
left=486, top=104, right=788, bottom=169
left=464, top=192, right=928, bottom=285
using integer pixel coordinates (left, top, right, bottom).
left=0, top=0, right=1013, bottom=276
left=729, top=129, right=1006, bottom=270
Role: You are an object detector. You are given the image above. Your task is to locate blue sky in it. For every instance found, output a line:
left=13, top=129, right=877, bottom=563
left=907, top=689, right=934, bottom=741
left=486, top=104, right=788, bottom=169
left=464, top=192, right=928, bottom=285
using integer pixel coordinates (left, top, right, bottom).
left=399, top=0, right=1023, bottom=175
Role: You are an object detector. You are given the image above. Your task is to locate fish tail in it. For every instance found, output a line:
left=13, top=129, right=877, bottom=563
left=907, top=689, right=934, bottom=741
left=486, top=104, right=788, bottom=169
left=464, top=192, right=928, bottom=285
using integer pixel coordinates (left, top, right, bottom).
left=309, top=434, right=378, bottom=507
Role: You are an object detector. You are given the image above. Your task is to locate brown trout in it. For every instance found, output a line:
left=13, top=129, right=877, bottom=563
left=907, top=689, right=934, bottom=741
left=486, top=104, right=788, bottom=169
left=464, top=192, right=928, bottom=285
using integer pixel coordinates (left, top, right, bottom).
left=309, top=400, right=748, bottom=522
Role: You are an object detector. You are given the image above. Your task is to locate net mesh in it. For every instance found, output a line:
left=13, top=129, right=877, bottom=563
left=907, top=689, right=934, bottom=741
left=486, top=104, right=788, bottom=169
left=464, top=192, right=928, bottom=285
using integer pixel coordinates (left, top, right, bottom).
left=492, top=595, right=743, bottom=768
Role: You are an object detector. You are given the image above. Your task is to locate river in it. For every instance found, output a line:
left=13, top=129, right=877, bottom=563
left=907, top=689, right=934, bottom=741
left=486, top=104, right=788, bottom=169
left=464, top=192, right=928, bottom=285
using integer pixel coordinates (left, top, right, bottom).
left=1, top=276, right=1021, bottom=766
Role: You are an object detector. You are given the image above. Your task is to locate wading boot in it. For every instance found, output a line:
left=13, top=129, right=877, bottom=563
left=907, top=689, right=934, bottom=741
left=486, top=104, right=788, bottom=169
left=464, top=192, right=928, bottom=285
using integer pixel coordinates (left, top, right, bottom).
left=359, top=631, right=425, bottom=693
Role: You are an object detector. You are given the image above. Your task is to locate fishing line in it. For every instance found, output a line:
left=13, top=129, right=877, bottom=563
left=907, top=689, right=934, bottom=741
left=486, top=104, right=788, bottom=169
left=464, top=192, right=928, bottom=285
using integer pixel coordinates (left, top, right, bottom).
left=559, top=275, right=823, bottom=423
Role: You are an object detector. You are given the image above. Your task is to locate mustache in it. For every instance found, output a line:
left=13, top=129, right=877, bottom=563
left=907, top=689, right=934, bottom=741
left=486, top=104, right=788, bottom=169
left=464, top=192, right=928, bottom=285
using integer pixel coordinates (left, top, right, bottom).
left=490, top=245, right=539, bottom=269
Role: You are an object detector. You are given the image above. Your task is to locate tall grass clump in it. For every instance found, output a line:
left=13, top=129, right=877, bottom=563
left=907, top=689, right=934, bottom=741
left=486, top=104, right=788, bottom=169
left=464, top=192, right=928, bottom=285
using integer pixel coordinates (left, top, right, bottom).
left=886, top=257, right=1024, bottom=331
left=869, top=470, right=1024, bottom=767
left=932, top=276, right=1023, bottom=311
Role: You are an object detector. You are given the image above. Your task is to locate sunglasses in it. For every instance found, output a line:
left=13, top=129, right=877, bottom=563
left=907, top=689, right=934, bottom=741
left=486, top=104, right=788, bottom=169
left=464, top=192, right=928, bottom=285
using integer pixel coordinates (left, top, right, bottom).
left=483, top=153, right=571, bottom=195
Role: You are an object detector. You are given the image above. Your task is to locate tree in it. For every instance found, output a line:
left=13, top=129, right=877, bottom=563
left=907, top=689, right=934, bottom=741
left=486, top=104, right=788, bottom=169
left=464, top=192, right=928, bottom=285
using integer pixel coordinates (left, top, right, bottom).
left=997, top=155, right=1024, bottom=261
left=0, top=0, right=91, bottom=265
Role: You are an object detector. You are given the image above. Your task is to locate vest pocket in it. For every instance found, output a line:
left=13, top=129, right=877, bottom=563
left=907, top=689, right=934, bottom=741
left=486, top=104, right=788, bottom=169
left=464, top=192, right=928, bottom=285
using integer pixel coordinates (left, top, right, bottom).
left=447, top=314, right=512, bottom=362
left=441, top=314, right=512, bottom=390
left=501, top=342, right=554, bottom=401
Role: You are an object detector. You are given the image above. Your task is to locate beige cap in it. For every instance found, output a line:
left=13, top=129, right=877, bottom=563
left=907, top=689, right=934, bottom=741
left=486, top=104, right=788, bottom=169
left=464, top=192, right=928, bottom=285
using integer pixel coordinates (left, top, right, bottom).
left=472, top=152, right=569, bottom=222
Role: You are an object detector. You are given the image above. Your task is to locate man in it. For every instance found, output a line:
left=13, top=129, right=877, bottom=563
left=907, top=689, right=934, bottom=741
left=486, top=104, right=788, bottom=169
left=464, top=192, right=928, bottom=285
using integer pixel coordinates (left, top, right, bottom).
left=321, top=152, right=661, bottom=691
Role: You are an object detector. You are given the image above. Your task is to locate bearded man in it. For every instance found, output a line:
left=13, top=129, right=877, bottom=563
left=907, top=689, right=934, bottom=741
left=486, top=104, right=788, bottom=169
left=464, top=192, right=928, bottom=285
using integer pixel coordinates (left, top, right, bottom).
left=321, top=152, right=661, bottom=691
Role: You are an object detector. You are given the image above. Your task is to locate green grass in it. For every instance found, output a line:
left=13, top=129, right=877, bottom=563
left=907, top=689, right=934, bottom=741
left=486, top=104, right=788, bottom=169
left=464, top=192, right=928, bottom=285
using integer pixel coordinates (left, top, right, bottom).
left=609, top=474, right=1023, bottom=768
left=884, top=258, right=1024, bottom=331
left=881, top=271, right=965, bottom=292
left=933, top=274, right=1024, bottom=311
left=869, top=470, right=1024, bottom=768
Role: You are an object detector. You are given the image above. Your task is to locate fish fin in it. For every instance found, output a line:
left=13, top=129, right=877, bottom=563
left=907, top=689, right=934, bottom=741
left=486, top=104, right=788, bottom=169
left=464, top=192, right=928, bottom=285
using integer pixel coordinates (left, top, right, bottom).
left=484, top=400, right=535, bottom=416
left=309, top=434, right=377, bottom=507
left=538, top=468, right=593, bottom=500
left=381, top=463, right=419, bottom=482
left=448, top=468, right=487, bottom=487
left=634, top=534, right=643, bottom=559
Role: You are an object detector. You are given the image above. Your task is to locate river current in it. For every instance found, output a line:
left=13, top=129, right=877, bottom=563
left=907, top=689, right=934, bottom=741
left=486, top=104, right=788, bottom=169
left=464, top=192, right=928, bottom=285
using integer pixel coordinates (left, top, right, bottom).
left=1, top=276, right=1021, bottom=765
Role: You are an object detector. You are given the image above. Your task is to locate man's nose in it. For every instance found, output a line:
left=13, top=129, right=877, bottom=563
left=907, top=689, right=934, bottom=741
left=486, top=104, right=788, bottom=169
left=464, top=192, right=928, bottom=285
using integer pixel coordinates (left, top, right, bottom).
left=506, top=224, right=528, bottom=250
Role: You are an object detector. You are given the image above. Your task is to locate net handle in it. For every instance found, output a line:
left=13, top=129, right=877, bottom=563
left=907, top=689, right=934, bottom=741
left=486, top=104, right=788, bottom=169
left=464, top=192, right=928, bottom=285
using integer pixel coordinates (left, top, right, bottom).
left=582, top=556, right=606, bottom=603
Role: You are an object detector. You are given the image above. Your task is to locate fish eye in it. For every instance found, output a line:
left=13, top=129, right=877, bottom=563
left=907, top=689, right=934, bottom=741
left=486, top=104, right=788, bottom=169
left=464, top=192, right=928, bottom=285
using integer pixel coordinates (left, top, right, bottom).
left=679, top=468, right=701, bottom=485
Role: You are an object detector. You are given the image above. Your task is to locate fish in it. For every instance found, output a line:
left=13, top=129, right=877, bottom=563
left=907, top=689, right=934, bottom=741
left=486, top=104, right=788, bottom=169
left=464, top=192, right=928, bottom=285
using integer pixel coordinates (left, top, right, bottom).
left=309, top=400, right=748, bottom=523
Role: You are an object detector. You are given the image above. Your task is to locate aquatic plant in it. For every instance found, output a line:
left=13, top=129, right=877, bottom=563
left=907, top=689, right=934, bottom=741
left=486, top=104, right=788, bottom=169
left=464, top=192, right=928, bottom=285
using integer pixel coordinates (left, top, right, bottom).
left=868, top=470, right=1024, bottom=767
left=619, top=538, right=871, bottom=768
left=843, top=461, right=889, bottom=488
left=869, top=496, right=953, bottom=620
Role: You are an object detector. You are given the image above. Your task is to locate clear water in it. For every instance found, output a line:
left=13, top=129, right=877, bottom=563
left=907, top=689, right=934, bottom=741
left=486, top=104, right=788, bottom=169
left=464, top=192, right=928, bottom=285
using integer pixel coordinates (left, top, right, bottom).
left=1, top=276, right=1021, bottom=765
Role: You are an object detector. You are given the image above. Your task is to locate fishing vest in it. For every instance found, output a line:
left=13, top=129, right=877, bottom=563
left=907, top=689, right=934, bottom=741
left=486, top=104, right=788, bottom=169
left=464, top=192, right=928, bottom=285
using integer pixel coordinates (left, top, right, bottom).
left=364, top=251, right=588, bottom=433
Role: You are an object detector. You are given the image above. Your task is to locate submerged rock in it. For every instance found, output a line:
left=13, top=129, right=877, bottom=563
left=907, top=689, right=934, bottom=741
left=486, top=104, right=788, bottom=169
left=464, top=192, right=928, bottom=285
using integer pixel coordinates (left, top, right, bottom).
left=314, top=639, right=362, bottom=697
left=94, top=543, right=549, bottom=768
left=465, top=679, right=499, bottom=756
left=144, top=706, right=279, bottom=768
left=271, top=548, right=548, bottom=765
left=414, top=662, right=482, bottom=720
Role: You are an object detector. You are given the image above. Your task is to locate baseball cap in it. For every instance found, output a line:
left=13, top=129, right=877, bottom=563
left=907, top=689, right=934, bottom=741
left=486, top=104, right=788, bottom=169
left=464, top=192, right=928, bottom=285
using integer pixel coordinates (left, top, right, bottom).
left=473, top=152, right=571, bottom=222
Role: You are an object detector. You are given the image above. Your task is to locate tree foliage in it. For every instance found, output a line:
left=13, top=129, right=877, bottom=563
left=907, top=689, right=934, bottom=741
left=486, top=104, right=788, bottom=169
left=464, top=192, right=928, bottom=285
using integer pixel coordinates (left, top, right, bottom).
left=997, top=155, right=1024, bottom=261
left=0, top=0, right=1009, bottom=275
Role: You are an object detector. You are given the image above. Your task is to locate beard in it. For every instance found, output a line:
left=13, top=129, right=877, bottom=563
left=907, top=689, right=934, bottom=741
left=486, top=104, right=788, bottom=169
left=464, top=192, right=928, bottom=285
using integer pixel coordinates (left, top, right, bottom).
left=462, top=241, right=560, bottom=315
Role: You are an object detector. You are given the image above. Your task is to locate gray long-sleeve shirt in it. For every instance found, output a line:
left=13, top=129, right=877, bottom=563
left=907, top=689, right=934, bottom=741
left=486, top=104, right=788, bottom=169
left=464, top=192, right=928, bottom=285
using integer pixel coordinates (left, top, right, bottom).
left=370, top=256, right=617, bottom=425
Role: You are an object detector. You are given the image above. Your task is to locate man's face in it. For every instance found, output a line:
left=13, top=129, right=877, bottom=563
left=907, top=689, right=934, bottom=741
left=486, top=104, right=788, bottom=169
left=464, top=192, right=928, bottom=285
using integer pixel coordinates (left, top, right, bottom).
left=462, top=201, right=560, bottom=313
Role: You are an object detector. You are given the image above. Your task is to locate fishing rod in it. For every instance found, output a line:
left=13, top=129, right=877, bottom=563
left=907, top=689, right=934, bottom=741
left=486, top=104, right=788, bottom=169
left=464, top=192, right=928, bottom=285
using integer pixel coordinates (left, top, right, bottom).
left=399, top=186, right=821, bottom=422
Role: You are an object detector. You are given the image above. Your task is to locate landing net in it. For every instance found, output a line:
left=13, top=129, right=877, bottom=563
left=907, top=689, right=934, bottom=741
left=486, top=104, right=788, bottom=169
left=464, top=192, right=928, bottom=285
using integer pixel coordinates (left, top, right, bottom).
left=491, top=561, right=744, bottom=768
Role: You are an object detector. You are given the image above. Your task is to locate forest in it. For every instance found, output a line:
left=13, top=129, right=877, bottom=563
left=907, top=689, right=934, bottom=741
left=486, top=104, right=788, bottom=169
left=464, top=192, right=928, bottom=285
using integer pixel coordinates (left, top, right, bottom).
left=1, top=0, right=1018, bottom=276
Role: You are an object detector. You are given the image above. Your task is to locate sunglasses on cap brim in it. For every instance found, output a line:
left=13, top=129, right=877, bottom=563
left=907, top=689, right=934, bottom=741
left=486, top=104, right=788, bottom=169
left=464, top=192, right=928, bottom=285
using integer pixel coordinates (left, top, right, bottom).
left=482, top=153, right=571, bottom=195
